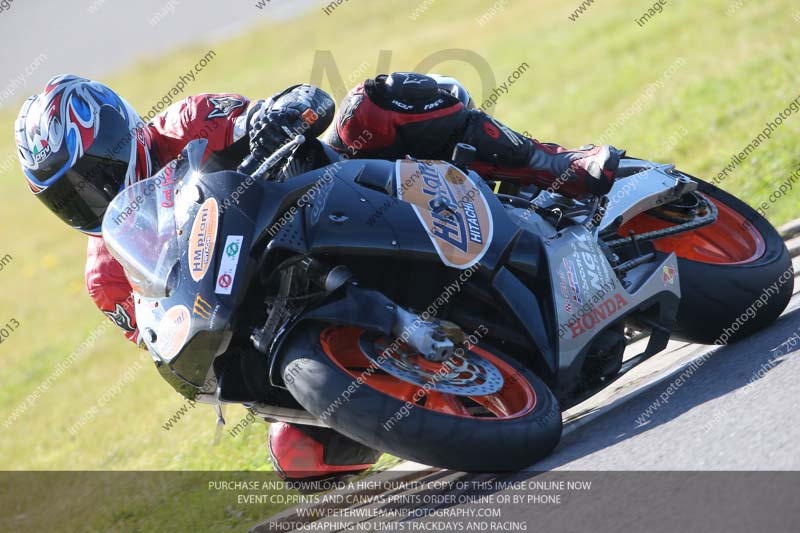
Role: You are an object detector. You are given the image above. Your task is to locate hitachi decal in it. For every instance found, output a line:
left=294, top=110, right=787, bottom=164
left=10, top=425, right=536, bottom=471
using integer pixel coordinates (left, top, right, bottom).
left=420, top=162, right=468, bottom=252
left=462, top=202, right=483, bottom=244
left=396, top=160, right=493, bottom=269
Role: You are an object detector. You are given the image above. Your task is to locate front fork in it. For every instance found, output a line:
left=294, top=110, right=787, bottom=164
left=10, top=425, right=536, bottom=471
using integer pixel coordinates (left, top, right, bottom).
left=391, top=306, right=457, bottom=362
left=263, top=265, right=465, bottom=388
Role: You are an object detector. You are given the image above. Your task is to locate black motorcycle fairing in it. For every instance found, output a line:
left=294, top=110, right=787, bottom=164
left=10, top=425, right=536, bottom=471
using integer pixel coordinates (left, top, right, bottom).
left=139, top=168, right=267, bottom=388
left=491, top=267, right=557, bottom=375
left=139, top=149, right=558, bottom=400
left=299, top=159, right=521, bottom=276
left=299, top=283, right=397, bottom=334
left=505, top=229, right=545, bottom=281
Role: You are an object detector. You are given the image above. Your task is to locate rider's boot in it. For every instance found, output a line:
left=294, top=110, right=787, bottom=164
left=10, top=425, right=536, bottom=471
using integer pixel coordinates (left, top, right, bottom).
left=268, top=422, right=380, bottom=482
left=527, top=142, right=625, bottom=196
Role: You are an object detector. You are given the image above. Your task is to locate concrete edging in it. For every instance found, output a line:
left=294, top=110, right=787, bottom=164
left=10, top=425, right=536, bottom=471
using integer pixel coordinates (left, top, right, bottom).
left=779, top=218, right=800, bottom=240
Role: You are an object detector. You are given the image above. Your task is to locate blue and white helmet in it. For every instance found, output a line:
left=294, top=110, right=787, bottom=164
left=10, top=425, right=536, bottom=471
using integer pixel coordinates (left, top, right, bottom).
left=14, top=74, right=153, bottom=235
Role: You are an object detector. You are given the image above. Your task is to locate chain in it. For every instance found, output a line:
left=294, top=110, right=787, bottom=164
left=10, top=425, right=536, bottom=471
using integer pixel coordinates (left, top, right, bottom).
left=604, top=193, right=718, bottom=249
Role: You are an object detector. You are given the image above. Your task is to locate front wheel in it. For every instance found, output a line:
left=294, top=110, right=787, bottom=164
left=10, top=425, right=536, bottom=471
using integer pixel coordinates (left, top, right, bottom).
left=620, top=174, right=794, bottom=344
left=279, top=323, right=562, bottom=472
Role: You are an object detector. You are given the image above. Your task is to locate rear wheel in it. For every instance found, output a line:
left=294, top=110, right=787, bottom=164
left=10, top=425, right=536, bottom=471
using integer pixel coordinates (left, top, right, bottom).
left=280, top=323, right=562, bottom=472
left=619, top=175, right=793, bottom=344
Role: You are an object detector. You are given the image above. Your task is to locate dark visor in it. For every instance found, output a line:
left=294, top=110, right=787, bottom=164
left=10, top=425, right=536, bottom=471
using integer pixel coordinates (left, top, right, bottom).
left=36, top=154, right=128, bottom=233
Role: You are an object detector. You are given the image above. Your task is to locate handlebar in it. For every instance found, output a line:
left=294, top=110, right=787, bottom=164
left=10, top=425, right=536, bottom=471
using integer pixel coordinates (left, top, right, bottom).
left=237, top=134, right=306, bottom=180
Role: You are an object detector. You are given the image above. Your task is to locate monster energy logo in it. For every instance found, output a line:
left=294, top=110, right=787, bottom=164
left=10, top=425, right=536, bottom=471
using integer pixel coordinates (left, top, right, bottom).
left=192, top=294, right=213, bottom=320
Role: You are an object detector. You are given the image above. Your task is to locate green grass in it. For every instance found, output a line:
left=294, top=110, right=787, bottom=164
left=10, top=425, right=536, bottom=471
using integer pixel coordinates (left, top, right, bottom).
left=0, top=0, right=798, bottom=529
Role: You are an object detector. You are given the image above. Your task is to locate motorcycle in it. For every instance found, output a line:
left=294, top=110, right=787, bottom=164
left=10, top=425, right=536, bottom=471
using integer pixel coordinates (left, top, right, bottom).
left=102, top=135, right=793, bottom=472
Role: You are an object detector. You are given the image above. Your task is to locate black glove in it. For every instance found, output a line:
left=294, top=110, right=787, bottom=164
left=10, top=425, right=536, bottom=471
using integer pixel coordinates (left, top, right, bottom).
left=249, top=84, right=335, bottom=157
left=249, top=107, right=303, bottom=157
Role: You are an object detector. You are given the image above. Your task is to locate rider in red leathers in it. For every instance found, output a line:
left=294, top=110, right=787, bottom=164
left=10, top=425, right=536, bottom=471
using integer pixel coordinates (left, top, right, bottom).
left=16, top=73, right=622, bottom=482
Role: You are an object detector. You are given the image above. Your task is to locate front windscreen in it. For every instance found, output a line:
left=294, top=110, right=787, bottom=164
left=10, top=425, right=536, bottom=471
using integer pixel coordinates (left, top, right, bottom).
left=101, top=164, right=181, bottom=298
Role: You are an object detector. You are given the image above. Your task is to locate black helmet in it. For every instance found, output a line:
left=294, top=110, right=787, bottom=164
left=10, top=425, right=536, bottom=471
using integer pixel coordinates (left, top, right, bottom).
left=15, top=74, right=153, bottom=235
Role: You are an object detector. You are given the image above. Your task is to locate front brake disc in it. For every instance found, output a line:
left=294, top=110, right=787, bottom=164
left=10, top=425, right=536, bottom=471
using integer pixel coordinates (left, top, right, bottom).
left=358, top=334, right=504, bottom=396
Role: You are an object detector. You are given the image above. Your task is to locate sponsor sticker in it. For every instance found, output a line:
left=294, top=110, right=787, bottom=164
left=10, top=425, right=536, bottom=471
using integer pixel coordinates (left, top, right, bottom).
left=395, top=160, right=494, bottom=269
left=569, top=293, right=629, bottom=339
left=215, top=235, right=244, bottom=295
left=310, top=176, right=335, bottom=224
left=564, top=258, right=583, bottom=305
left=569, top=230, right=616, bottom=293
left=557, top=264, right=572, bottom=313
left=189, top=198, right=219, bottom=282
left=157, top=305, right=191, bottom=360
left=192, top=294, right=214, bottom=319
left=662, top=265, right=677, bottom=286
left=33, top=140, right=51, bottom=163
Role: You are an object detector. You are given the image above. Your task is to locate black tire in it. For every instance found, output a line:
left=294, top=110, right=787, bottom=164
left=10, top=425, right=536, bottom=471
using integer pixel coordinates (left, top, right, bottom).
left=279, top=323, right=562, bottom=472
left=659, top=175, right=794, bottom=344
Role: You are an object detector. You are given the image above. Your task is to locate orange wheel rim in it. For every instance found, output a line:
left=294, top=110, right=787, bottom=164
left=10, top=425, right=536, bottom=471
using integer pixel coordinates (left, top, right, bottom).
left=618, top=195, right=765, bottom=264
left=319, top=326, right=537, bottom=420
